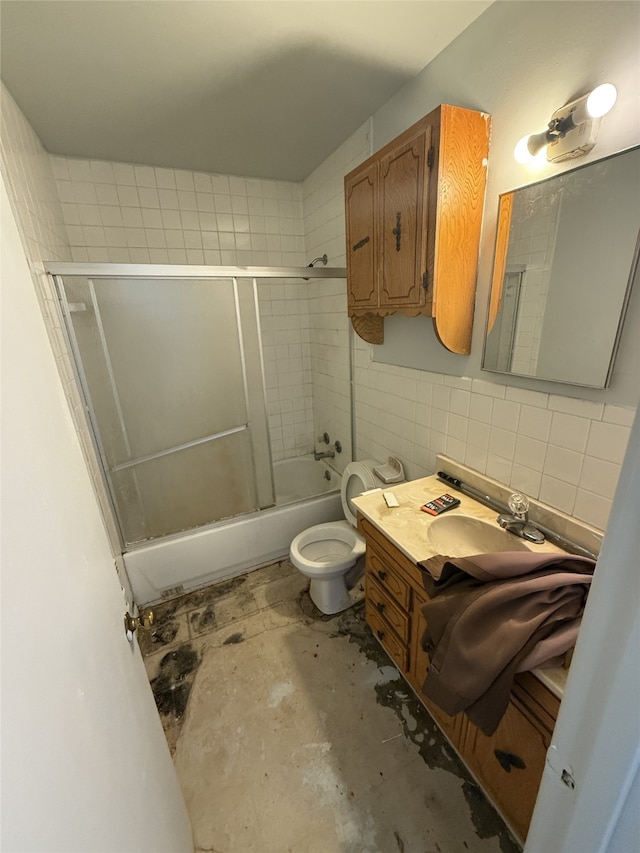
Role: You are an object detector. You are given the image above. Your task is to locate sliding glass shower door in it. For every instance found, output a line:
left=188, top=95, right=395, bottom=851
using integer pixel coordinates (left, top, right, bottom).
left=55, top=273, right=273, bottom=547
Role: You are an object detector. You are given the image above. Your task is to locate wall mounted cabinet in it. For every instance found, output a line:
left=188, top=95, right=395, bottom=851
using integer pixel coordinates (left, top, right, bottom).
left=345, top=104, right=490, bottom=353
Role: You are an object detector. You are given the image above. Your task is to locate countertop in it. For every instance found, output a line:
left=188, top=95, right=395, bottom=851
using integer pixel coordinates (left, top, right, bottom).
left=352, top=474, right=569, bottom=699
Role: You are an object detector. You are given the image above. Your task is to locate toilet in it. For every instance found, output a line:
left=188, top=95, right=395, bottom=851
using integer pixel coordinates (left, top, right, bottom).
left=290, top=459, right=404, bottom=615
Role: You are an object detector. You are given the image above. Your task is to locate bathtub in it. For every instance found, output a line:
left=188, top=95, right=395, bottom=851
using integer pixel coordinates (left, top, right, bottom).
left=124, top=455, right=344, bottom=605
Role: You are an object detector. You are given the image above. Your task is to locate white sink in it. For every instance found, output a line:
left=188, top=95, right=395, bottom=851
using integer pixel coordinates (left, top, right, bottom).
left=427, top=514, right=531, bottom=557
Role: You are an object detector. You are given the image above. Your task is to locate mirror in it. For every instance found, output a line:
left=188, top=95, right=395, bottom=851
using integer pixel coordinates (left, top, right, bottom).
left=483, top=146, right=639, bottom=388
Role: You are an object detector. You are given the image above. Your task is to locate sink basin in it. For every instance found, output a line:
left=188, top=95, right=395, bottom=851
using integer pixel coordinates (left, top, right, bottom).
left=427, top=514, right=531, bottom=557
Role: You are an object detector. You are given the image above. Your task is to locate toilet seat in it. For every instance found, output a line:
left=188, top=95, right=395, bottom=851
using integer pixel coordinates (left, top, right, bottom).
left=291, top=520, right=365, bottom=575
left=341, top=460, right=379, bottom=526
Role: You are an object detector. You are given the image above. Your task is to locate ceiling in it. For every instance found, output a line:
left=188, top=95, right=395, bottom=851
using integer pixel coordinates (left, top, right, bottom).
left=0, top=1, right=492, bottom=182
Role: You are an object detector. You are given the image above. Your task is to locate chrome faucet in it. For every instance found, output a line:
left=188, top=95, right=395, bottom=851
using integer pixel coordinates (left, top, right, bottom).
left=497, top=493, right=545, bottom=544
left=314, top=435, right=342, bottom=461
left=314, top=448, right=335, bottom=460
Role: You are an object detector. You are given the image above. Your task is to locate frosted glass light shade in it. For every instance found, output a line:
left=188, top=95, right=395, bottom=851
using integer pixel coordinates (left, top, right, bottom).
left=586, top=83, right=617, bottom=118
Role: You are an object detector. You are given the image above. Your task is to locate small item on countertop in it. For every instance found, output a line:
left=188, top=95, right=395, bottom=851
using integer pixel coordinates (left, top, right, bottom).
left=383, top=491, right=400, bottom=507
left=420, top=493, right=461, bottom=516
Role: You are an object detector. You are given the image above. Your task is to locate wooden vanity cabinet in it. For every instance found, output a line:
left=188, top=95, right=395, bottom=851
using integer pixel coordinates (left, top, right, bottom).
left=358, top=514, right=558, bottom=842
left=463, top=673, right=559, bottom=841
left=345, top=104, right=490, bottom=353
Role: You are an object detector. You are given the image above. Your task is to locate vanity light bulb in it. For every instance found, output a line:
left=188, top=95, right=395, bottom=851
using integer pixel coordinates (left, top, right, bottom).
left=514, top=133, right=548, bottom=165
left=586, top=82, right=617, bottom=118
left=514, top=135, right=535, bottom=164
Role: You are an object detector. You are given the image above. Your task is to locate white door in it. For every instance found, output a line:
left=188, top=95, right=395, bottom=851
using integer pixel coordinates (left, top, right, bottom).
left=1, top=179, right=193, bottom=853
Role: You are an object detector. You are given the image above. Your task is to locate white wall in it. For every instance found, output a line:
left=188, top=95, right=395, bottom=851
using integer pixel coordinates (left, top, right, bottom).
left=1, top=176, right=192, bottom=852
left=302, top=0, right=639, bottom=531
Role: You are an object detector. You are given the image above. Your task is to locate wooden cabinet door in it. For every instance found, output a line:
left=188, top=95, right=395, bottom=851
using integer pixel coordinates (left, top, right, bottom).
left=463, top=693, right=553, bottom=841
left=345, top=163, right=378, bottom=310
left=379, top=130, right=431, bottom=309
left=409, top=588, right=464, bottom=749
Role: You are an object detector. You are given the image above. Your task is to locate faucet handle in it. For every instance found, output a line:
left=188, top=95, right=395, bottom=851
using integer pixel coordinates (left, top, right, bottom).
left=508, top=492, right=529, bottom=520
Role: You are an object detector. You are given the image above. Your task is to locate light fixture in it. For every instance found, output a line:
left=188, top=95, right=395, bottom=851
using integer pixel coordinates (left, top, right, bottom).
left=514, top=83, right=617, bottom=164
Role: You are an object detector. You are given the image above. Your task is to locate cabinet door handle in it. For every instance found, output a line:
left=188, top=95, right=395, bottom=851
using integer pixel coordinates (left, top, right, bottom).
left=376, top=629, right=385, bottom=640
left=494, top=749, right=526, bottom=773
left=352, top=235, right=370, bottom=252
left=377, top=570, right=387, bottom=581
left=393, top=212, right=402, bottom=251
left=376, top=601, right=385, bottom=613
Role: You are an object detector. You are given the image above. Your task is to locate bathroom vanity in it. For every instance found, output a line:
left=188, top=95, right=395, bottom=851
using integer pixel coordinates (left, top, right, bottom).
left=353, top=474, right=573, bottom=842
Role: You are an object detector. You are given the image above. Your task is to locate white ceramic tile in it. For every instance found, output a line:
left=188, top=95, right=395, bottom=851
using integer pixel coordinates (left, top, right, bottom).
left=96, top=184, right=119, bottom=206
left=579, top=456, right=621, bottom=500
left=573, top=489, right=611, bottom=530
left=67, top=159, right=92, bottom=181
left=585, top=420, right=631, bottom=465
left=139, top=187, right=160, bottom=208
left=548, top=412, right=591, bottom=453
left=488, top=427, right=516, bottom=460
left=117, top=185, right=140, bottom=207
left=155, top=168, right=176, bottom=189
left=543, top=444, right=584, bottom=483
left=471, top=378, right=506, bottom=399
left=491, top=398, right=520, bottom=431
left=113, top=162, right=136, bottom=185
left=174, top=170, right=195, bottom=191
left=122, top=207, right=144, bottom=228
left=517, top=404, right=552, bottom=442
left=514, top=434, right=547, bottom=471
left=510, top=464, right=542, bottom=498
left=486, top=454, right=513, bottom=484
left=469, top=393, right=493, bottom=424
left=538, top=475, right=577, bottom=515
left=602, top=403, right=636, bottom=427
left=548, top=395, right=604, bottom=420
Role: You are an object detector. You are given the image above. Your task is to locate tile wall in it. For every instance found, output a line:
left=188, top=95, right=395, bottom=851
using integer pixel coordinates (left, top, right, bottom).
left=0, top=84, right=122, bottom=552
left=301, top=125, right=636, bottom=532
left=50, top=154, right=313, bottom=462
left=302, top=121, right=372, bottom=472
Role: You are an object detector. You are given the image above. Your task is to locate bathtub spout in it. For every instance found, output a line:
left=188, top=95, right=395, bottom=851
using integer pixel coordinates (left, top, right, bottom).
left=314, top=448, right=335, bottom=460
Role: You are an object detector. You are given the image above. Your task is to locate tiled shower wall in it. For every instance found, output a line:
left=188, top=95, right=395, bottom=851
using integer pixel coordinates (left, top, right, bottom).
left=50, top=154, right=313, bottom=462
left=0, top=84, right=122, bottom=552
left=302, top=121, right=372, bottom=473
left=300, top=124, right=635, bottom=532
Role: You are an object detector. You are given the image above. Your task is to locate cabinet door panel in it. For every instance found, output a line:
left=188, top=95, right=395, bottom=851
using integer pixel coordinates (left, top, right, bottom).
left=463, top=697, right=553, bottom=841
left=379, top=131, right=430, bottom=308
left=345, top=164, right=378, bottom=309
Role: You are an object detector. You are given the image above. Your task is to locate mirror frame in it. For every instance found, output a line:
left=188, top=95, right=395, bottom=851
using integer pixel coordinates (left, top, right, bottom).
left=482, top=146, right=640, bottom=389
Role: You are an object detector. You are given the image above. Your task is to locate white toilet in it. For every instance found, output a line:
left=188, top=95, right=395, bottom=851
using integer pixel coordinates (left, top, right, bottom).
left=290, top=459, right=404, bottom=615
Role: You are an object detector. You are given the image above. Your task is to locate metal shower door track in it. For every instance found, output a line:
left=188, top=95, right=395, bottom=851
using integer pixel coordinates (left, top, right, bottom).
left=46, top=263, right=347, bottom=279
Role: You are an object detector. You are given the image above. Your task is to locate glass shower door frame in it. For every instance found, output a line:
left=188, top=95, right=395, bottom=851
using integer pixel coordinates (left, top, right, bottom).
left=51, top=268, right=276, bottom=550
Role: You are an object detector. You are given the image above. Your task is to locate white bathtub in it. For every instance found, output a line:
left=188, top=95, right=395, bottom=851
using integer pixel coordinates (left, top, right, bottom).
left=124, top=455, right=343, bottom=604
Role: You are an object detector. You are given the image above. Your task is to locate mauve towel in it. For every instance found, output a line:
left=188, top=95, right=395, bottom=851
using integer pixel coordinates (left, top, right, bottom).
left=416, top=551, right=596, bottom=735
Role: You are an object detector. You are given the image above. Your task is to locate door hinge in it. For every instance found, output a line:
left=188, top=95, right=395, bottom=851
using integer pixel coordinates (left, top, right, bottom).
left=427, top=146, right=435, bottom=168
left=422, top=270, right=429, bottom=290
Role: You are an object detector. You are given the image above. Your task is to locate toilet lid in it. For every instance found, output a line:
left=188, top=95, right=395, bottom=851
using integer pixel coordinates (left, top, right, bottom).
left=341, top=460, right=378, bottom=527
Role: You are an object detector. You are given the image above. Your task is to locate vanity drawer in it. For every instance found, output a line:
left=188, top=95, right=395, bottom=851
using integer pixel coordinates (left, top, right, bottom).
left=366, top=545, right=410, bottom=609
left=365, top=600, right=409, bottom=671
left=366, top=576, right=409, bottom=641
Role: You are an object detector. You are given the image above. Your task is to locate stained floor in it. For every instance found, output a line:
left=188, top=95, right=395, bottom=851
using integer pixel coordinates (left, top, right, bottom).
left=141, top=559, right=521, bottom=853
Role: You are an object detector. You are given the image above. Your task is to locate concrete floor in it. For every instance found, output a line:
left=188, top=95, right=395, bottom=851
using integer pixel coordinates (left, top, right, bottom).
left=142, top=559, right=521, bottom=853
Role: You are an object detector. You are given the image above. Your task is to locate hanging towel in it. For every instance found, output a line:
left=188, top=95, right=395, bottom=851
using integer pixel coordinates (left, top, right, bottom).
left=416, top=551, right=596, bottom=735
